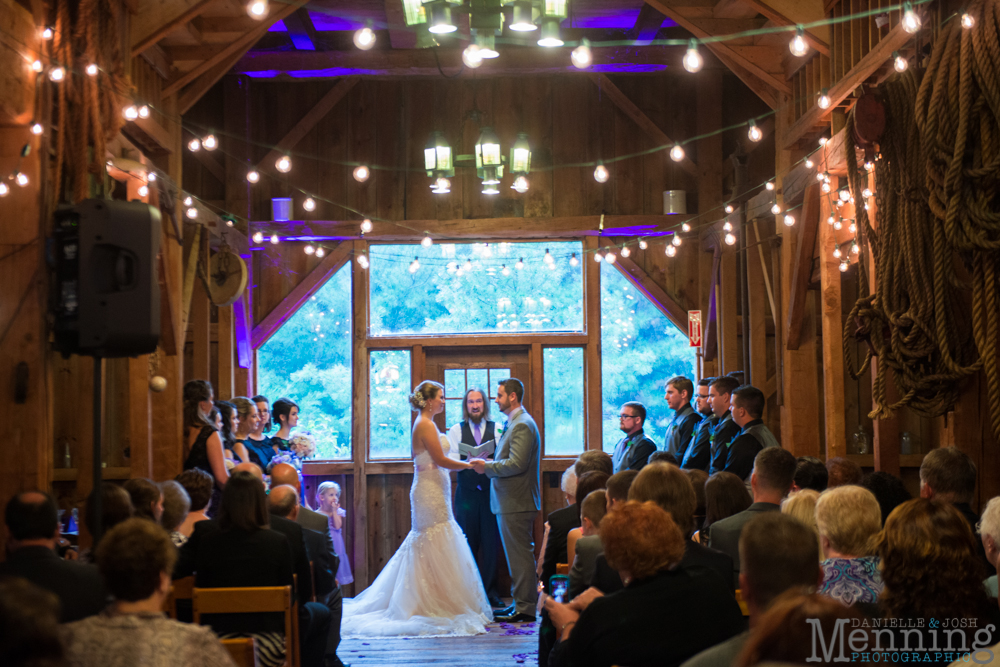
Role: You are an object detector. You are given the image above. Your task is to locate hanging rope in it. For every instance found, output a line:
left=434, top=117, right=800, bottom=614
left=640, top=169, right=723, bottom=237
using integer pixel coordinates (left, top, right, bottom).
left=844, top=0, right=1000, bottom=441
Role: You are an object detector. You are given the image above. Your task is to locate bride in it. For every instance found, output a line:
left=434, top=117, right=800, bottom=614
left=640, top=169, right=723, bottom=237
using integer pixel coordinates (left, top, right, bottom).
left=341, top=381, right=494, bottom=637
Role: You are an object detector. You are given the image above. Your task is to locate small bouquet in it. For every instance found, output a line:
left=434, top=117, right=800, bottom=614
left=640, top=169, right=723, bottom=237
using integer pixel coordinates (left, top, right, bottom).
left=289, top=431, right=317, bottom=460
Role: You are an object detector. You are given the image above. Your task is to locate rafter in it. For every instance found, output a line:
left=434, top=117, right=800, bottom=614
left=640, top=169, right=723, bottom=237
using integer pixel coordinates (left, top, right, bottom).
left=131, top=0, right=216, bottom=57
left=600, top=240, right=689, bottom=331
left=283, top=9, right=318, bottom=51
left=734, top=0, right=829, bottom=55
left=628, top=3, right=667, bottom=43
left=178, top=48, right=250, bottom=114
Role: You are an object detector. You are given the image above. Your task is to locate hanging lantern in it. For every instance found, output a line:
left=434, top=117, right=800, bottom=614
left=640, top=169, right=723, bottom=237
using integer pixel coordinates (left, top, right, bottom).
left=475, top=126, right=504, bottom=187
left=509, top=133, right=532, bottom=175
left=505, top=0, right=537, bottom=31
left=424, top=131, right=454, bottom=179
left=473, top=30, right=500, bottom=58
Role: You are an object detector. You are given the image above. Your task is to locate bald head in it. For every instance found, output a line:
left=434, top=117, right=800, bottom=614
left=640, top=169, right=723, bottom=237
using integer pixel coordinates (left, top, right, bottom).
left=270, top=463, right=300, bottom=491
left=5, top=491, right=59, bottom=546
left=232, top=462, right=264, bottom=481
left=268, top=485, right=299, bottom=520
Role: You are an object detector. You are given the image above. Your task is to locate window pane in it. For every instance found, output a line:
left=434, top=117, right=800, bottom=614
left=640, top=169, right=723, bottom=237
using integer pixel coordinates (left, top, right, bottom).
left=445, top=369, right=465, bottom=398
left=600, top=262, right=697, bottom=452
left=489, top=368, right=510, bottom=396
left=466, top=369, right=488, bottom=394
left=369, top=241, right=584, bottom=335
left=258, top=265, right=352, bottom=460
left=544, top=348, right=585, bottom=456
left=446, top=399, right=463, bottom=430
left=370, top=350, right=412, bottom=459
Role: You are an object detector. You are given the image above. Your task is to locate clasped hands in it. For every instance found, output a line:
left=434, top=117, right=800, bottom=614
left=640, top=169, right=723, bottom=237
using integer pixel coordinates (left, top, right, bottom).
left=543, top=586, right=605, bottom=641
left=468, top=458, right=487, bottom=474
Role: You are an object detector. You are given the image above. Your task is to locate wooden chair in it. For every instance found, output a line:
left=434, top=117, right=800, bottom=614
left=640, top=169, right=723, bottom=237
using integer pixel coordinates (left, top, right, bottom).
left=221, top=638, right=260, bottom=667
left=735, top=588, right=749, bottom=616
left=164, top=576, right=194, bottom=619
left=556, top=563, right=569, bottom=575
left=193, top=586, right=299, bottom=667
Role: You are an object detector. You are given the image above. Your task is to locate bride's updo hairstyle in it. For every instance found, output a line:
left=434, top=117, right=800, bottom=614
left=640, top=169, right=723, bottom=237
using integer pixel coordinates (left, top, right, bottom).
left=409, top=381, right=444, bottom=412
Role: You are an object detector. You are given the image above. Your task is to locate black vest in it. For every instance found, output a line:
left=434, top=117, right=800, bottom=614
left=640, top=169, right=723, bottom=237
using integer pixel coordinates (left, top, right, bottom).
left=457, top=420, right=495, bottom=493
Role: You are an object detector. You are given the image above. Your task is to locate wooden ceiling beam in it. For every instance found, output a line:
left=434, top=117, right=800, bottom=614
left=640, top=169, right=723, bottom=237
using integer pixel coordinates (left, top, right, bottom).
left=600, top=240, right=690, bottom=330
left=733, top=0, right=830, bottom=55
left=590, top=73, right=700, bottom=179
left=283, top=9, right=319, bottom=51
left=131, top=0, right=216, bottom=57
left=178, top=48, right=250, bottom=114
left=628, top=3, right=667, bottom=43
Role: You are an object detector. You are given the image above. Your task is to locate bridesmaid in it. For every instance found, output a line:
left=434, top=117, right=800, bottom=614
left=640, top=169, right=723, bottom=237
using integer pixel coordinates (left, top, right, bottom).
left=232, top=397, right=272, bottom=471
left=270, top=398, right=299, bottom=453
left=182, top=380, right=229, bottom=515
left=215, top=400, right=240, bottom=463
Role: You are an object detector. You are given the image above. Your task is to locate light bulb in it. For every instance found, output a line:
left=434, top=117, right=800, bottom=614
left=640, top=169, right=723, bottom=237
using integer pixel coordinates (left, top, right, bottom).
left=15, top=172, right=29, bottom=187
left=821, top=181, right=832, bottom=194
left=31, top=123, right=42, bottom=135
left=862, top=187, right=873, bottom=199
left=805, top=158, right=814, bottom=169
left=766, top=181, right=775, bottom=191
left=902, top=3, right=920, bottom=33
left=270, top=234, right=279, bottom=244
left=502, top=264, right=511, bottom=275
left=819, top=137, right=828, bottom=146
left=183, top=196, right=193, bottom=206
left=302, top=197, right=316, bottom=212
left=147, top=172, right=157, bottom=183
left=186, top=207, right=198, bottom=219
left=138, top=105, right=150, bottom=119
left=865, top=161, right=875, bottom=172
left=771, top=203, right=781, bottom=215
left=833, top=219, right=843, bottom=230
left=961, top=13, right=975, bottom=28
left=253, top=232, right=264, bottom=243
left=893, top=52, right=908, bottom=72
left=839, top=188, right=851, bottom=202
left=482, top=184, right=500, bottom=195
left=571, top=41, right=592, bottom=69
left=789, top=26, right=809, bottom=57
left=512, top=175, right=530, bottom=193
left=639, top=239, right=648, bottom=250
left=849, top=222, right=857, bottom=234
left=544, top=249, right=554, bottom=264
left=621, top=246, right=631, bottom=258
left=818, top=89, right=831, bottom=109
left=357, top=254, right=368, bottom=267
left=0, top=182, right=8, bottom=196
left=594, top=164, right=609, bottom=183
left=432, top=177, right=451, bottom=193
left=725, top=232, right=736, bottom=246
left=605, top=252, right=617, bottom=264
left=138, top=185, right=149, bottom=197
left=354, top=24, right=376, bottom=50
left=462, top=44, right=483, bottom=69
left=747, top=121, right=762, bottom=142
left=409, top=258, right=420, bottom=273
left=247, top=0, right=268, bottom=19
left=86, top=63, right=98, bottom=76
left=783, top=214, right=795, bottom=227
left=123, top=105, right=138, bottom=120
left=683, top=40, right=703, bottom=73
left=593, top=252, right=602, bottom=263
left=360, top=218, right=373, bottom=234
left=828, top=215, right=836, bottom=225
left=304, top=244, right=315, bottom=255
left=353, top=165, right=369, bottom=182
left=670, top=144, right=685, bottom=162
left=188, top=138, right=201, bottom=152
left=202, top=134, right=217, bottom=150
left=839, top=260, right=849, bottom=272
left=681, top=223, right=691, bottom=233
left=817, top=172, right=827, bottom=182
left=421, top=236, right=433, bottom=248
left=48, top=66, right=65, bottom=82
left=725, top=204, right=735, bottom=214
left=31, top=59, right=42, bottom=72
left=276, top=156, right=291, bottom=173
left=516, top=258, right=524, bottom=269
left=247, top=170, right=260, bottom=183
left=669, top=235, right=680, bottom=248
left=315, top=247, right=325, bottom=258
left=851, top=242, right=860, bottom=255
left=41, top=27, right=53, bottom=39
left=723, top=221, right=733, bottom=232
left=225, top=218, right=234, bottom=227
left=833, top=247, right=842, bottom=259
left=666, top=245, right=677, bottom=257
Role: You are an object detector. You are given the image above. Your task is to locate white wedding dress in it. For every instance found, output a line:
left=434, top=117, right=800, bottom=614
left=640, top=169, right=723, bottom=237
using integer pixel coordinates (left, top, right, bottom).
left=341, top=434, right=493, bottom=637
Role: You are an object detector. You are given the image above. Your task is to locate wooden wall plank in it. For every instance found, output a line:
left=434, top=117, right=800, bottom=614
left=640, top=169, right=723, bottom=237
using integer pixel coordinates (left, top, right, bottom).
left=584, top=236, right=603, bottom=451
left=217, top=305, right=234, bottom=399
left=818, top=197, right=846, bottom=459
left=351, top=239, right=370, bottom=588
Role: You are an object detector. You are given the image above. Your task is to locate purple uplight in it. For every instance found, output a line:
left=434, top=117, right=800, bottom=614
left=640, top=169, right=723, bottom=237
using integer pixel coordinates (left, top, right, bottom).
left=267, top=20, right=287, bottom=32
left=243, top=64, right=668, bottom=78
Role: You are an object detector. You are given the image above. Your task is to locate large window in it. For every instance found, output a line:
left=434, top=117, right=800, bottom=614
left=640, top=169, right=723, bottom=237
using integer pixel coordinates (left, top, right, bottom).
left=443, top=368, right=510, bottom=428
left=600, top=262, right=697, bottom=452
left=370, top=350, right=412, bottom=459
left=258, top=265, right=352, bottom=460
left=543, top=347, right=585, bottom=455
left=369, top=241, right=584, bottom=336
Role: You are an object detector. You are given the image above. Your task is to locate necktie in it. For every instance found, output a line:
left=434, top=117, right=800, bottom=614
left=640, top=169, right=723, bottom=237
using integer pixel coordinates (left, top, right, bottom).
left=473, top=422, right=482, bottom=445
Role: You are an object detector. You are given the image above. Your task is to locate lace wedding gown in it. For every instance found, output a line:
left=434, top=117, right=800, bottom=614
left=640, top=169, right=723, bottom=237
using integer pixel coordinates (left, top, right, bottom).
left=341, top=434, right=493, bottom=637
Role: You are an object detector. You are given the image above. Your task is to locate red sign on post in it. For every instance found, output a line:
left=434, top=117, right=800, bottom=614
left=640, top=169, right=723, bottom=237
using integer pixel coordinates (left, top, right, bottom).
left=688, top=310, right=703, bottom=348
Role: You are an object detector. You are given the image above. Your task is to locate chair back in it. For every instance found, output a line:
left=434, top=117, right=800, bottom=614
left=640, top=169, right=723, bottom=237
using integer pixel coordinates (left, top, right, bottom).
left=221, top=638, right=260, bottom=667
left=556, top=563, right=569, bottom=575
left=193, top=586, right=298, bottom=667
left=164, top=576, right=195, bottom=619
left=735, top=588, right=749, bottom=616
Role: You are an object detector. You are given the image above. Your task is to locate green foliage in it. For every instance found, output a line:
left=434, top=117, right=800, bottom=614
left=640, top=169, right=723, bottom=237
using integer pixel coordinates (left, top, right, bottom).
left=544, top=347, right=584, bottom=456
left=370, top=350, right=412, bottom=459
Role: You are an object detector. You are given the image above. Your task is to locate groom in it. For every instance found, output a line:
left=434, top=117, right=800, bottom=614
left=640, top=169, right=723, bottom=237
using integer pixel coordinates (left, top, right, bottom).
left=470, top=378, right=541, bottom=623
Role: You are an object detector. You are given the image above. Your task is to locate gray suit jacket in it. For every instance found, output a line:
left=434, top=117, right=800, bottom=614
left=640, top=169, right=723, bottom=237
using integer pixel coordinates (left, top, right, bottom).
left=296, top=505, right=329, bottom=534
left=707, top=501, right=780, bottom=588
left=568, top=534, right=603, bottom=600
left=483, top=407, right=541, bottom=514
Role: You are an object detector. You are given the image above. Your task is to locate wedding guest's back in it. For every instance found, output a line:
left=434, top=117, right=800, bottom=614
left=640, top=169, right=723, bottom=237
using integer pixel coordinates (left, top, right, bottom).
left=0, top=577, right=66, bottom=667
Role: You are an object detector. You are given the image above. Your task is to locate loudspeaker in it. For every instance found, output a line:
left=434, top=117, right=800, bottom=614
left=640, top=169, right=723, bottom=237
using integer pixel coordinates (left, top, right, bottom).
left=50, top=199, right=161, bottom=357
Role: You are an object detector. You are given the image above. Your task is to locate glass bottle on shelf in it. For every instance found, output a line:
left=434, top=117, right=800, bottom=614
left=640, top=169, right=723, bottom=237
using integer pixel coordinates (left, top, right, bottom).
left=851, top=426, right=870, bottom=455
left=62, top=440, right=72, bottom=468
left=900, top=432, right=915, bottom=456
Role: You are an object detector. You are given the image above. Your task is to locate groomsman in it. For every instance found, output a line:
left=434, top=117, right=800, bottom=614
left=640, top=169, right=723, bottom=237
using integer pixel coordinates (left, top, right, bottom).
left=447, top=388, right=504, bottom=608
left=662, top=376, right=702, bottom=462
left=681, top=377, right=716, bottom=471
left=611, top=402, right=657, bottom=474
left=707, top=376, right=743, bottom=475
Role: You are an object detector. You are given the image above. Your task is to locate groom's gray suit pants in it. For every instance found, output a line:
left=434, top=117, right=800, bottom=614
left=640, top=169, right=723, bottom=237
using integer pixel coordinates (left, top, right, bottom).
left=496, top=510, right=538, bottom=615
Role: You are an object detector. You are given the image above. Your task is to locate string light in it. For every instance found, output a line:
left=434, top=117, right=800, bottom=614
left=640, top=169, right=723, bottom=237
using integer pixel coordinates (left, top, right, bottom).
left=839, top=260, right=849, bottom=272
left=818, top=89, right=831, bottom=109
left=593, top=252, right=602, bottom=263
left=353, top=165, right=370, bottom=182
left=48, top=66, right=64, bottom=82
left=15, top=172, right=28, bottom=187
left=315, top=247, right=325, bottom=258
left=516, top=257, right=525, bottom=270
left=357, top=254, right=369, bottom=268
left=594, top=163, right=609, bottom=183
left=31, top=123, right=42, bottom=135
left=202, top=134, right=217, bottom=150
left=849, top=221, right=857, bottom=234
left=544, top=248, right=554, bottom=264
left=605, top=251, right=616, bottom=264
left=819, top=137, right=828, bottom=146
left=902, top=2, right=921, bottom=33
left=893, top=51, right=908, bottom=72
left=303, top=197, right=316, bottom=212
left=123, top=105, right=138, bottom=121
left=839, top=188, right=851, bottom=202
left=681, top=223, right=691, bottom=232
left=962, top=13, right=975, bottom=28
left=833, top=218, right=843, bottom=230
left=765, top=182, right=775, bottom=191
left=462, top=258, right=473, bottom=272
left=747, top=119, right=762, bottom=142
left=462, top=44, right=484, bottom=68
left=821, top=181, right=832, bottom=193
left=502, top=263, right=511, bottom=275
left=665, top=244, right=677, bottom=257
left=683, top=39, right=703, bottom=73
left=183, top=196, right=193, bottom=206
left=571, top=39, right=592, bottom=69
left=670, top=144, right=685, bottom=162
left=638, top=239, right=648, bottom=250
left=569, top=253, right=579, bottom=267
left=138, top=185, right=149, bottom=197
left=409, top=258, right=421, bottom=273
left=827, top=215, right=836, bottom=225
left=672, top=235, right=682, bottom=247
left=817, top=172, right=827, bottom=182
left=725, top=232, right=736, bottom=245
left=421, top=236, right=433, bottom=248
left=253, top=232, right=264, bottom=243
left=723, top=221, right=733, bottom=232
left=789, top=26, right=809, bottom=57
left=186, top=207, right=198, bottom=219
left=864, top=161, right=875, bottom=172
left=620, top=246, right=631, bottom=257
left=833, top=247, right=842, bottom=259
left=512, top=175, right=530, bottom=193
left=247, top=170, right=260, bottom=183
left=805, top=158, right=814, bottom=169
left=225, top=218, right=235, bottom=227
left=138, top=105, right=150, bottom=119
left=354, top=21, right=376, bottom=49
left=783, top=214, right=796, bottom=227
left=360, top=218, right=373, bottom=234
left=304, top=244, right=315, bottom=255
left=725, top=204, right=735, bottom=214
left=862, top=187, right=873, bottom=199
left=0, top=182, right=8, bottom=196
left=41, top=27, right=53, bottom=39
left=247, top=0, right=268, bottom=19
left=86, top=63, right=98, bottom=76
left=188, top=138, right=201, bottom=152
left=771, top=203, right=781, bottom=215
left=30, top=59, right=42, bottom=73
left=276, top=155, right=292, bottom=173
left=270, top=234, right=279, bottom=244
left=851, top=241, right=860, bottom=255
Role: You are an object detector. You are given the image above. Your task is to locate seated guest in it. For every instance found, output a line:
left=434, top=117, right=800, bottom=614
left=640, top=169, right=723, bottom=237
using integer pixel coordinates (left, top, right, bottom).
left=735, top=591, right=867, bottom=667
left=683, top=468, right=709, bottom=535
left=565, top=472, right=610, bottom=562
left=568, top=490, right=607, bottom=600
left=123, top=478, right=163, bottom=524
left=814, top=485, right=883, bottom=605
left=681, top=513, right=822, bottom=667
left=0, top=577, right=66, bottom=667
left=979, top=496, right=1000, bottom=597
left=270, top=463, right=326, bottom=532
left=538, top=467, right=577, bottom=588
left=175, top=471, right=331, bottom=667
left=708, top=447, right=796, bottom=588
left=0, top=491, right=108, bottom=622
left=604, top=470, right=637, bottom=512
left=61, top=519, right=237, bottom=667
left=695, top=471, right=751, bottom=545
left=546, top=501, right=744, bottom=667
left=723, top=385, right=779, bottom=481
left=81, top=483, right=134, bottom=562
left=647, top=451, right=678, bottom=466
left=871, top=498, right=995, bottom=628
left=158, top=481, right=190, bottom=547
left=780, top=489, right=821, bottom=558
left=611, top=402, right=657, bottom=473
left=861, top=470, right=911, bottom=525
left=174, top=469, right=213, bottom=539
left=792, top=456, right=828, bottom=492
left=920, top=446, right=992, bottom=570
left=825, top=456, right=863, bottom=488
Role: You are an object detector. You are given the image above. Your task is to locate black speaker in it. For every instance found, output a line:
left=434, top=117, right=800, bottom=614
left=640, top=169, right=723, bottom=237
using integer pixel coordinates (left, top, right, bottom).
left=50, top=199, right=161, bottom=357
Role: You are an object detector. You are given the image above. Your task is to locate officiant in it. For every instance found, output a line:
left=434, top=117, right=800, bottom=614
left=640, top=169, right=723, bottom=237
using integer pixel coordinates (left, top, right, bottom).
left=447, top=387, right=504, bottom=608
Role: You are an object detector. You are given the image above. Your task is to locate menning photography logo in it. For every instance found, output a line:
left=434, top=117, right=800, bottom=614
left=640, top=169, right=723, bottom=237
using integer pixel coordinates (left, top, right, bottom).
left=808, top=618, right=997, bottom=663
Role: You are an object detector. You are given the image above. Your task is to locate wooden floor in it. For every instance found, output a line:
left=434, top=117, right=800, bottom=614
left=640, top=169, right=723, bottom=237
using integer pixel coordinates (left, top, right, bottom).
left=337, top=621, right=539, bottom=666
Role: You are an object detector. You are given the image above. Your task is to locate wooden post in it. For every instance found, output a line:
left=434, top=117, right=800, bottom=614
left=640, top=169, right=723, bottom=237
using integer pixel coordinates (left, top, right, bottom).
left=818, top=197, right=847, bottom=459
left=719, top=251, right=740, bottom=374
left=697, top=71, right=723, bottom=380
left=217, top=305, right=234, bottom=399
left=531, top=342, right=545, bottom=446
left=746, top=220, right=769, bottom=391
left=351, top=239, right=369, bottom=588
left=128, top=356, right=153, bottom=478
left=583, top=236, right=603, bottom=451
left=191, top=257, right=211, bottom=381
